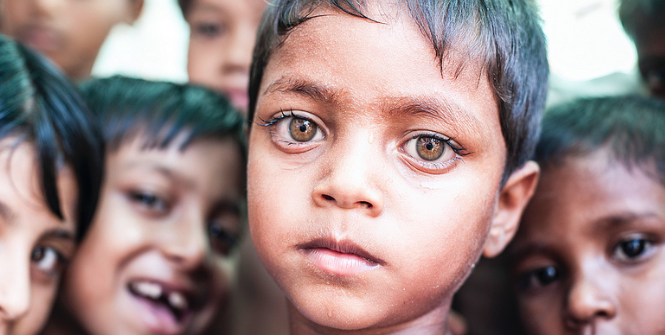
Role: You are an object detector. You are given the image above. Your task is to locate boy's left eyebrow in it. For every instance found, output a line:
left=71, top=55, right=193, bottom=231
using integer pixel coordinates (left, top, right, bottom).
left=384, top=97, right=482, bottom=135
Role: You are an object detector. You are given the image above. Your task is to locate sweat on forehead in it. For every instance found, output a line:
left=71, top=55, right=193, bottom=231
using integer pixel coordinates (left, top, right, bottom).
left=249, top=0, right=548, bottom=181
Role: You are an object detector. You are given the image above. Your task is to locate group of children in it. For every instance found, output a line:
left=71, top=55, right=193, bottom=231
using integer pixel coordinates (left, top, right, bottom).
left=0, top=0, right=663, bottom=335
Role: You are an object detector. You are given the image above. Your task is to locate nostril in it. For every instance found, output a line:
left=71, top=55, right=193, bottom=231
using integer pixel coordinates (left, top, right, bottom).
left=360, top=201, right=372, bottom=209
left=323, top=194, right=335, bottom=201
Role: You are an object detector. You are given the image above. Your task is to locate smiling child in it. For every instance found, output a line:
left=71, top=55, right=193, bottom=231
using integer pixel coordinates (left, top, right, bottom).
left=0, top=34, right=103, bottom=335
left=0, top=0, right=143, bottom=80
left=509, top=96, right=665, bottom=335
left=42, top=76, right=246, bottom=335
left=246, top=0, right=548, bottom=333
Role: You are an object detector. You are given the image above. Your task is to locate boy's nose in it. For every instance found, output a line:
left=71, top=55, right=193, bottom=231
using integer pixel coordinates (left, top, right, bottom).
left=311, top=134, right=385, bottom=217
left=0, top=251, right=31, bottom=322
left=159, top=212, right=211, bottom=270
left=564, top=265, right=617, bottom=329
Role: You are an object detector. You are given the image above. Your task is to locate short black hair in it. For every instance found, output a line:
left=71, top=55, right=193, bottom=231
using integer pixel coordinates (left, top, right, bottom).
left=79, top=75, right=246, bottom=173
left=0, top=34, right=104, bottom=241
left=536, top=96, right=665, bottom=186
left=619, top=0, right=665, bottom=39
left=177, top=0, right=191, bottom=17
left=248, top=0, right=549, bottom=182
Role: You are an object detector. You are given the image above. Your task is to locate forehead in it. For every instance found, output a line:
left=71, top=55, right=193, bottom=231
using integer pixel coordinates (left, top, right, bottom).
left=0, top=140, right=78, bottom=231
left=258, top=5, right=499, bottom=129
left=109, top=136, right=244, bottom=194
left=516, top=152, right=665, bottom=245
left=189, top=0, right=266, bottom=16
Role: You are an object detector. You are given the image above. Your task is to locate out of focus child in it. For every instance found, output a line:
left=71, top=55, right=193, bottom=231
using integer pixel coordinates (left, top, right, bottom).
left=0, top=0, right=143, bottom=80
left=0, top=34, right=103, bottom=335
left=509, top=96, right=665, bottom=334
left=178, top=0, right=266, bottom=113
left=620, top=0, right=665, bottom=99
left=42, top=76, right=246, bottom=335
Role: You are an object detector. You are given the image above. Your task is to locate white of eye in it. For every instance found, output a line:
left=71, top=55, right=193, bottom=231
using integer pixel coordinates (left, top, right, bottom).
left=34, top=248, right=59, bottom=272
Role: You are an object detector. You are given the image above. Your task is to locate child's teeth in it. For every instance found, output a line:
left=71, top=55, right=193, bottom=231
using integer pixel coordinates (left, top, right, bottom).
left=168, top=291, right=188, bottom=310
left=133, top=281, right=162, bottom=299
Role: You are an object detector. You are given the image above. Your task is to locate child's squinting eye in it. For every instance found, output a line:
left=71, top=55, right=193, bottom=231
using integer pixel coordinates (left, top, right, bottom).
left=516, top=266, right=559, bottom=291
left=193, top=22, right=226, bottom=38
left=31, top=246, right=63, bottom=275
left=614, top=237, right=652, bottom=262
left=208, top=222, right=239, bottom=256
left=129, top=191, right=169, bottom=215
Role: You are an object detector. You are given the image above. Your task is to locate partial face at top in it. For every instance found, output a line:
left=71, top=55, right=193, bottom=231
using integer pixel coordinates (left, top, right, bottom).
left=185, top=0, right=266, bottom=114
left=248, top=4, right=532, bottom=332
left=0, top=139, right=78, bottom=335
left=634, top=23, right=665, bottom=99
left=59, top=136, right=244, bottom=335
left=0, top=0, right=142, bottom=80
left=510, top=150, right=665, bottom=335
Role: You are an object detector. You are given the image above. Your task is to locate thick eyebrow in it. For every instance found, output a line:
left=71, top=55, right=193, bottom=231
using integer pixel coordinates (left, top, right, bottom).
left=594, top=212, right=661, bottom=229
left=41, top=228, right=74, bottom=241
left=263, top=77, right=341, bottom=107
left=0, top=201, right=16, bottom=222
left=384, top=97, right=482, bottom=136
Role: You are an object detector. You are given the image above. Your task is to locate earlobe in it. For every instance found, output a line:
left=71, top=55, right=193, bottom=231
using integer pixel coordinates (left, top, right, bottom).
left=483, top=161, right=540, bottom=258
left=123, top=0, right=145, bottom=25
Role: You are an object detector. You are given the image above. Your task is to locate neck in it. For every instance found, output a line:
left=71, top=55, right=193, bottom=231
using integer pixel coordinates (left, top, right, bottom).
left=41, top=300, right=88, bottom=335
left=288, top=301, right=452, bottom=335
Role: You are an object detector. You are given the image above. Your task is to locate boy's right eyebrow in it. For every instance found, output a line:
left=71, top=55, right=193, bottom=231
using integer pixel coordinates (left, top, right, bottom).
left=263, top=77, right=340, bottom=106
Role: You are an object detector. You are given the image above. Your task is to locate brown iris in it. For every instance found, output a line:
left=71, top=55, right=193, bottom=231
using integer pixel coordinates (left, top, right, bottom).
left=416, top=136, right=445, bottom=161
left=289, top=118, right=317, bottom=142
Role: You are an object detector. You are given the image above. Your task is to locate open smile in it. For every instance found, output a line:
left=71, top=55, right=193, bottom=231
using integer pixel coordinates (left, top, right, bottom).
left=298, top=238, right=384, bottom=276
left=126, top=278, right=202, bottom=335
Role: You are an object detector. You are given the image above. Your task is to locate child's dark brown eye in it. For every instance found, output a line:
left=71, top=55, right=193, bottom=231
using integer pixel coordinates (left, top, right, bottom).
left=129, top=191, right=169, bottom=215
left=31, top=246, right=63, bottom=275
left=615, top=238, right=651, bottom=261
left=517, top=266, right=559, bottom=291
left=416, top=136, right=445, bottom=161
left=208, top=223, right=239, bottom=256
left=289, top=118, right=318, bottom=142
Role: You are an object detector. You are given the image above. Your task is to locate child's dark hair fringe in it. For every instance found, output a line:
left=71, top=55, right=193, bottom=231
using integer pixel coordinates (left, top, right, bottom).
left=536, top=96, right=665, bottom=186
left=248, top=0, right=549, bottom=183
left=79, top=75, right=247, bottom=181
left=0, top=34, right=104, bottom=241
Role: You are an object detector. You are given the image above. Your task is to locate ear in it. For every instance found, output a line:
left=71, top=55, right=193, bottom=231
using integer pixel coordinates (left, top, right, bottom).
left=483, top=161, right=539, bottom=258
left=123, top=0, right=144, bottom=25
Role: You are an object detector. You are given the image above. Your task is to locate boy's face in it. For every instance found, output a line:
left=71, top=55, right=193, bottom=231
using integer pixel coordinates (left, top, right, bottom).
left=635, top=24, right=665, bottom=99
left=0, top=0, right=141, bottom=80
left=0, top=139, right=77, bottom=335
left=60, top=136, right=244, bottom=335
left=510, top=150, right=665, bottom=335
left=248, top=5, right=524, bottom=331
left=185, top=0, right=266, bottom=114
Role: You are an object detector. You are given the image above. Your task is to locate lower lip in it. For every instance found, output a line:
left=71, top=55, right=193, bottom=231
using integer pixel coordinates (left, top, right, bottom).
left=304, top=248, right=380, bottom=276
left=127, top=288, right=191, bottom=335
left=225, top=91, right=249, bottom=112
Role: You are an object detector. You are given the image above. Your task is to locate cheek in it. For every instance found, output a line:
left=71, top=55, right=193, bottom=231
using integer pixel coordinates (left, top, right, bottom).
left=14, top=284, right=57, bottom=335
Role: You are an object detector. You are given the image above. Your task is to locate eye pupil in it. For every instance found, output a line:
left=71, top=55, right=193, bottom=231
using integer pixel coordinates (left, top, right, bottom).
left=289, top=118, right=317, bottom=142
left=31, top=247, right=45, bottom=262
left=536, top=266, right=558, bottom=284
left=621, top=239, right=646, bottom=258
left=416, top=137, right=444, bottom=161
